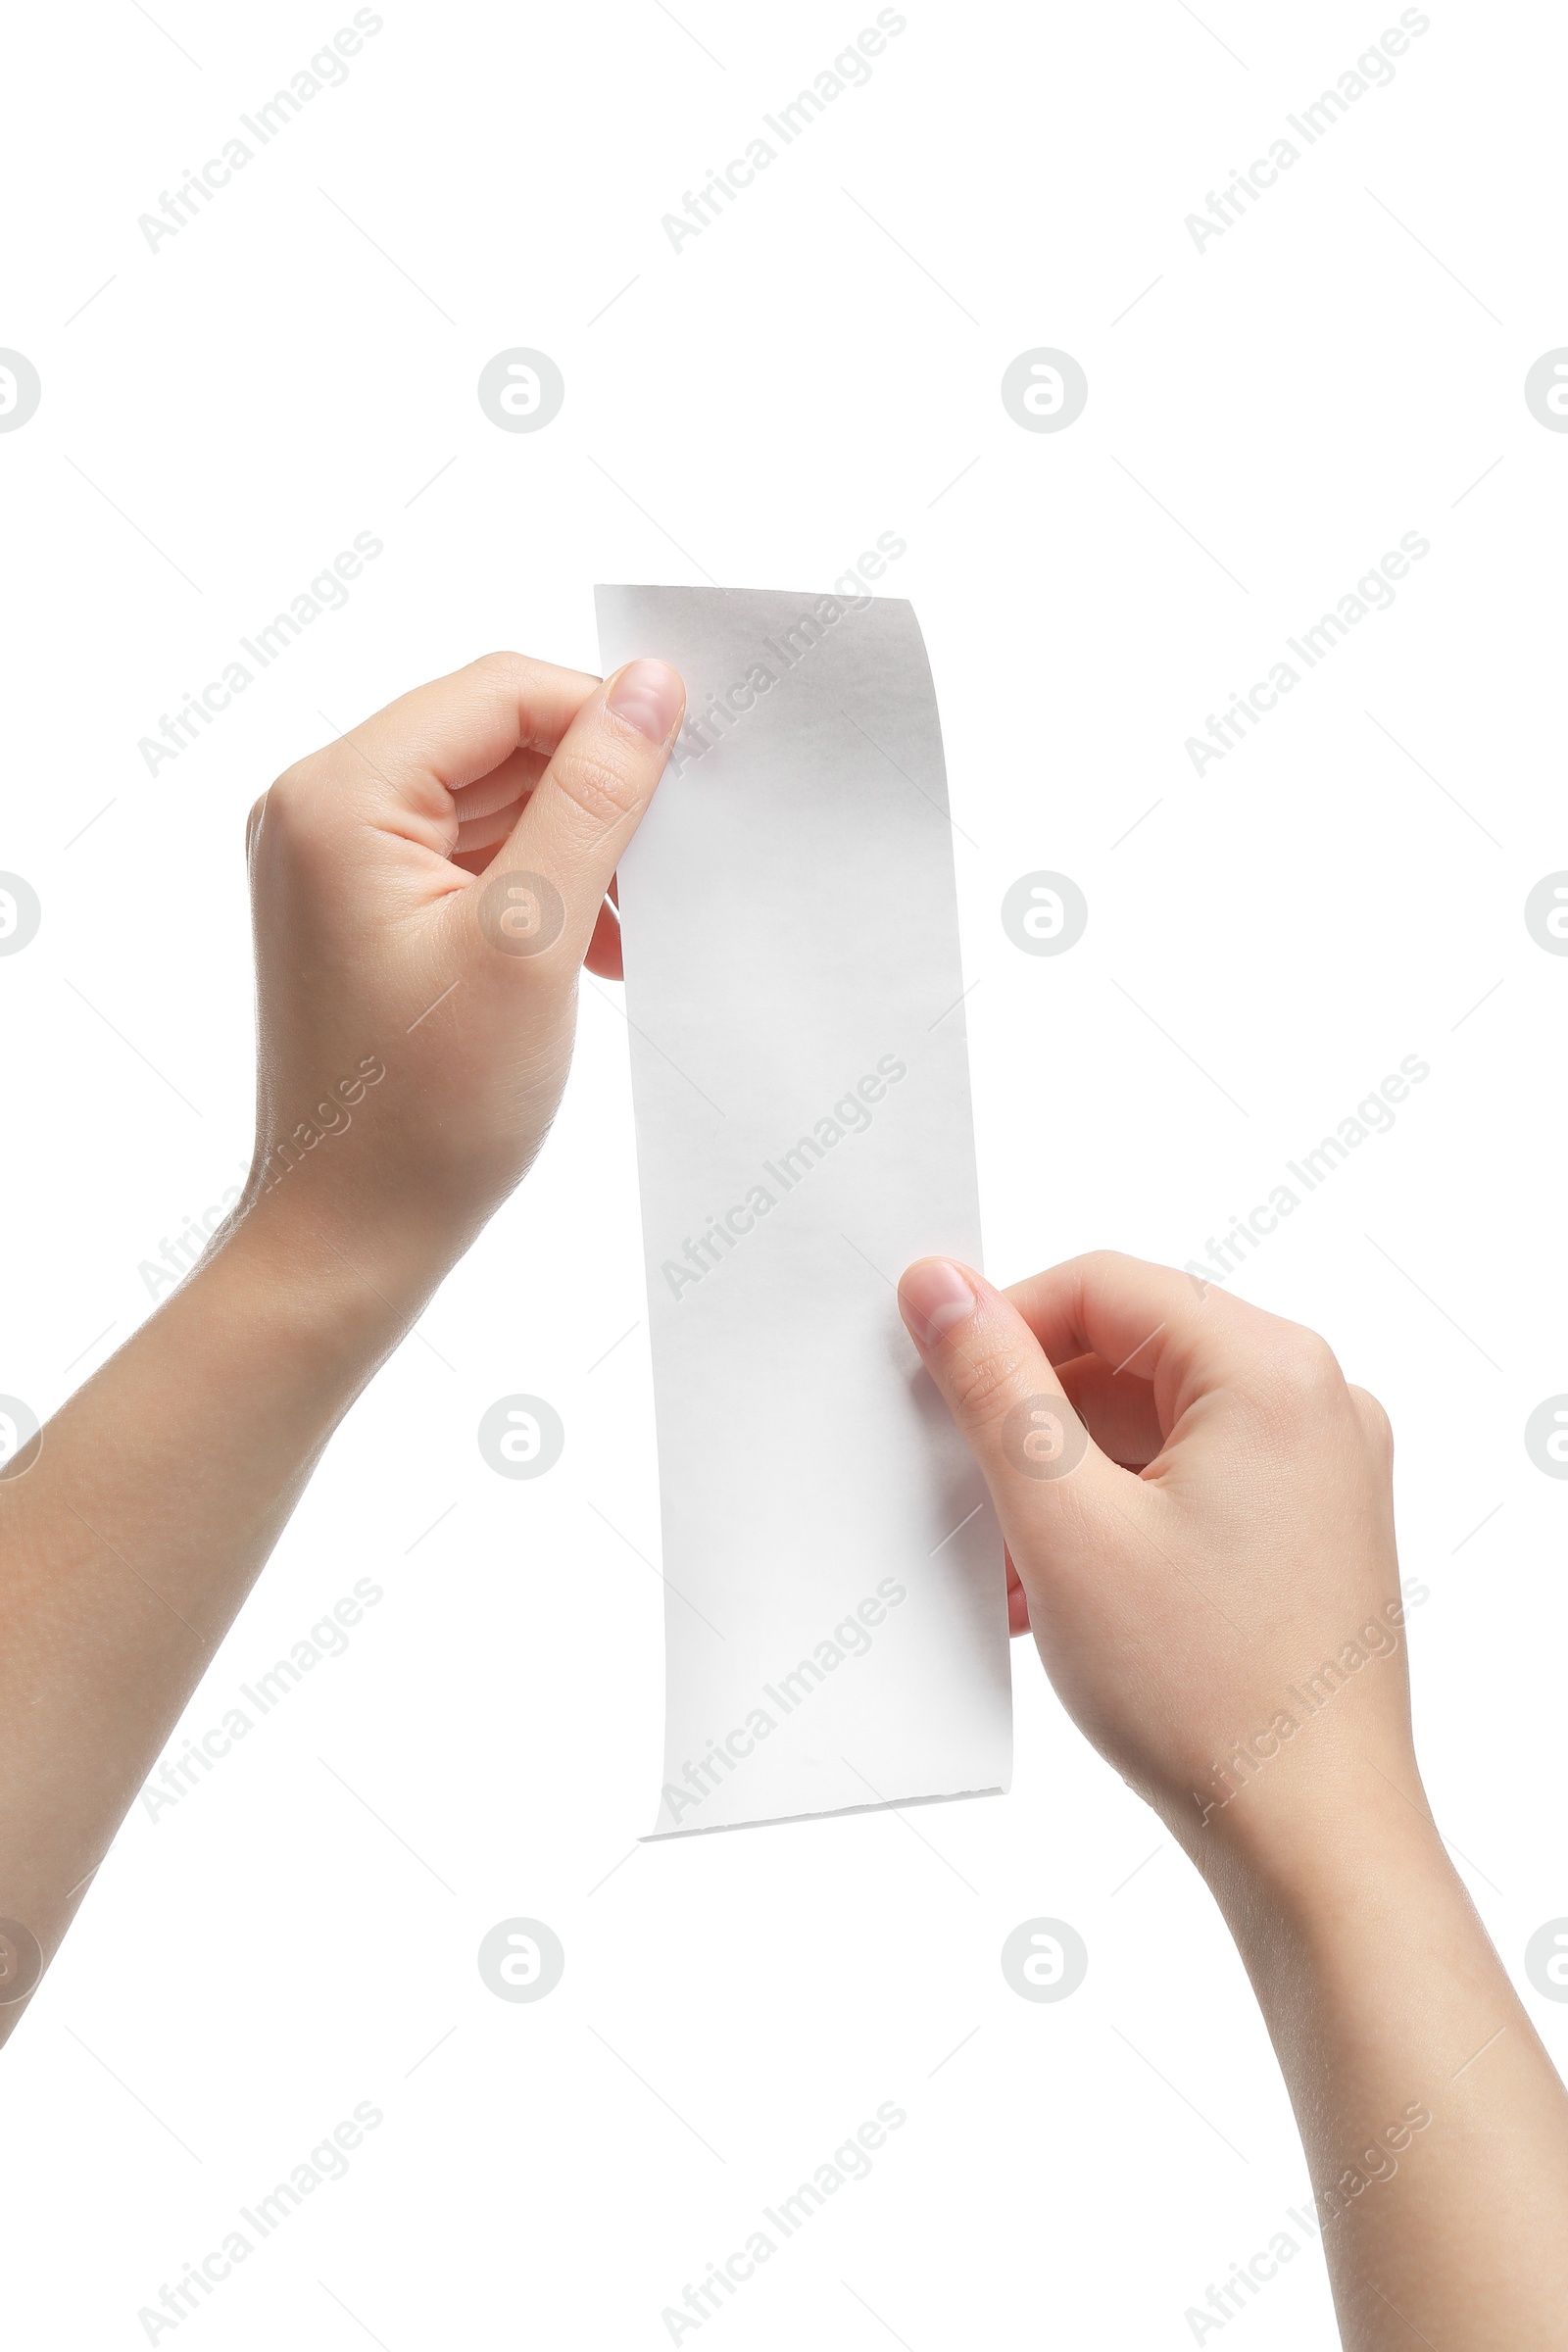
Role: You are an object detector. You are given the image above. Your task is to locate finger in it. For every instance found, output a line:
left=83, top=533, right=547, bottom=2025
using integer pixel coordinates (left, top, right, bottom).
left=497, top=661, right=683, bottom=953
left=897, top=1257, right=1139, bottom=1584
left=455, top=804, right=525, bottom=857
left=1348, top=1385, right=1395, bottom=1465
left=297, top=652, right=598, bottom=846
left=1004, top=1250, right=1301, bottom=1435
left=1004, top=1547, right=1031, bottom=1637
left=584, top=879, right=622, bottom=980
left=1054, top=1354, right=1163, bottom=1468
left=451, top=746, right=550, bottom=825
left=452, top=752, right=554, bottom=867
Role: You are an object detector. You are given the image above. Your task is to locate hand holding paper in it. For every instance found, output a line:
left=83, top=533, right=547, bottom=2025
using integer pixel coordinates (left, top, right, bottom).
left=900, top=1248, right=1414, bottom=1869
left=0, top=646, right=687, bottom=2035
left=239, top=647, right=684, bottom=1291
left=900, top=1246, right=1568, bottom=2346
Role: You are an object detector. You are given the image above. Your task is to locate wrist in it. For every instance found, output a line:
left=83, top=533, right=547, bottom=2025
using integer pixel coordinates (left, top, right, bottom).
left=205, top=1180, right=452, bottom=1379
left=1185, top=1754, right=1466, bottom=1962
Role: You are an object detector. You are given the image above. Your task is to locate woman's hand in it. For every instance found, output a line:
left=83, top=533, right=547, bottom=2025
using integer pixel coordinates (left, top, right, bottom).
left=0, top=648, right=682, bottom=2041
left=898, top=1249, right=1410, bottom=1885
left=238, top=649, right=684, bottom=1295
left=899, top=1249, right=1568, bottom=2350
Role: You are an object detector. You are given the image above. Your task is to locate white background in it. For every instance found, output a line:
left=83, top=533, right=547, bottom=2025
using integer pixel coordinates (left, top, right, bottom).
left=3, top=2, right=1566, bottom=2344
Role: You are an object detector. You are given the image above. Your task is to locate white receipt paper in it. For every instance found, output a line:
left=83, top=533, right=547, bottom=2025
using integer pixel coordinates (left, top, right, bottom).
left=596, top=584, right=1011, bottom=1837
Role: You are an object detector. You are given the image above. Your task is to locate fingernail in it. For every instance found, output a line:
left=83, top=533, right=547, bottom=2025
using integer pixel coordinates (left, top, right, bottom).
left=901, top=1258, right=977, bottom=1347
left=608, top=660, right=683, bottom=744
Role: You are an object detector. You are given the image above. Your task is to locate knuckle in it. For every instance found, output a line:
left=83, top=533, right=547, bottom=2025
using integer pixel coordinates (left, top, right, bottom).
left=1244, top=1323, right=1346, bottom=1430
left=469, top=649, right=534, bottom=699
left=1264, top=1322, right=1340, bottom=1390
left=948, top=1340, right=1030, bottom=1430
left=1075, top=1247, right=1129, bottom=1283
left=267, top=756, right=318, bottom=810
left=250, top=759, right=331, bottom=866
left=549, top=745, right=645, bottom=829
left=1348, top=1385, right=1395, bottom=1459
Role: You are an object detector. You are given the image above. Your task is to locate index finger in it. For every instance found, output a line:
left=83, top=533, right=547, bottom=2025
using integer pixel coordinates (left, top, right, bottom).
left=304, top=651, right=601, bottom=833
left=1003, top=1250, right=1301, bottom=1428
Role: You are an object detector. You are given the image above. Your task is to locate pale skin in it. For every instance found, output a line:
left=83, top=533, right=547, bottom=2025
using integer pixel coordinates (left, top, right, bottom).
left=0, top=648, right=687, bottom=2044
left=898, top=1250, right=1568, bottom=2349
left=1, top=658, right=1564, bottom=2346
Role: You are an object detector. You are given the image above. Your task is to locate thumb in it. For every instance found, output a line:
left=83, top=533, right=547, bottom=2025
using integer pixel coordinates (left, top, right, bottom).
left=469, top=660, right=684, bottom=965
left=898, top=1257, right=1126, bottom=1586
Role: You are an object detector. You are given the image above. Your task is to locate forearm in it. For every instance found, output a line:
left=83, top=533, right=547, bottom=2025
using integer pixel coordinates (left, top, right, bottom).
left=1211, top=1793, right=1568, bottom=2348
left=0, top=650, right=671, bottom=2035
left=0, top=1198, right=431, bottom=2031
